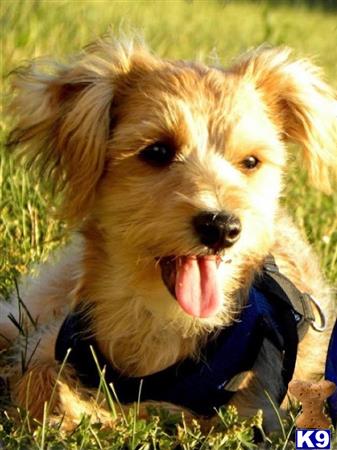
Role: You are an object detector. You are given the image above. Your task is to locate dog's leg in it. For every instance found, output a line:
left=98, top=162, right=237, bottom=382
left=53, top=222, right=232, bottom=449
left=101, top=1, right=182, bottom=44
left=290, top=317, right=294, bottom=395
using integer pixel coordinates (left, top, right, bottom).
left=12, top=361, right=115, bottom=429
left=273, top=216, right=335, bottom=384
left=12, top=358, right=198, bottom=431
left=0, top=243, right=81, bottom=349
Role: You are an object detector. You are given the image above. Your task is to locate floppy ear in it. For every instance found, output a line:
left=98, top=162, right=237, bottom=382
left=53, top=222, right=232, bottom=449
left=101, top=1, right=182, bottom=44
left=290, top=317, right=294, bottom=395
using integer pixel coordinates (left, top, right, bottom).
left=7, top=36, right=154, bottom=223
left=232, top=47, right=337, bottom=193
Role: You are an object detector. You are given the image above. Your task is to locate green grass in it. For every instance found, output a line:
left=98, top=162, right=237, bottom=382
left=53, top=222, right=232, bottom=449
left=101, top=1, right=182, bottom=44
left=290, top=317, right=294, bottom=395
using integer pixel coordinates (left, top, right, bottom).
left=1, top=0, right=336, bottom=448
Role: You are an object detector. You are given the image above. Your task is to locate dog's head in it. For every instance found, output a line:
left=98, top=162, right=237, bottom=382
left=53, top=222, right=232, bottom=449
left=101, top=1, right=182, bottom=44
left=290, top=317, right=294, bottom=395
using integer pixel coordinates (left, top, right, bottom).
left=8, top=36, right=337, bottom=326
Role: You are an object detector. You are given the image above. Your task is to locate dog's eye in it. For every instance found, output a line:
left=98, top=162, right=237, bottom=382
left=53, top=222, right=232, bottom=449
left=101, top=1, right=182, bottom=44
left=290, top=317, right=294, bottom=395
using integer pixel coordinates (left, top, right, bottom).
left=139, top=142, right=176, bottom=167
left=241, top=156, right=260, bottom=170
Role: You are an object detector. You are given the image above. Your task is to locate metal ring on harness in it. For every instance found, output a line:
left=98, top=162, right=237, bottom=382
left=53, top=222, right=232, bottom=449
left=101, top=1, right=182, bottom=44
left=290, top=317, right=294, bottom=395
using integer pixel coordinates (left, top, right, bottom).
left=304, top=294, right=327, bottom=332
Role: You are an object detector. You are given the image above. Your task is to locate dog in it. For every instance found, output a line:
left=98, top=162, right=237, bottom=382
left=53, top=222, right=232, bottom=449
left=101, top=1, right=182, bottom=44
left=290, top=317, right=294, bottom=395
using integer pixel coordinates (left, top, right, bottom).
left=1, top=34, right=336, bottom=432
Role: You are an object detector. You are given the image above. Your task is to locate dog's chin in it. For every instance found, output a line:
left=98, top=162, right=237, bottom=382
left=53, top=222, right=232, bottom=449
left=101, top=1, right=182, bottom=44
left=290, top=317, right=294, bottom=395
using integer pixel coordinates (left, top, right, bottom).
left=157, top=255, right=227, bottom=319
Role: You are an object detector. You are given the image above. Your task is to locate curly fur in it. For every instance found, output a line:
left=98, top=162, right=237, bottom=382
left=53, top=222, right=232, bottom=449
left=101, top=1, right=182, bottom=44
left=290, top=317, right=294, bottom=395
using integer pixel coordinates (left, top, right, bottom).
left=1, top=34, right=337, bottom=431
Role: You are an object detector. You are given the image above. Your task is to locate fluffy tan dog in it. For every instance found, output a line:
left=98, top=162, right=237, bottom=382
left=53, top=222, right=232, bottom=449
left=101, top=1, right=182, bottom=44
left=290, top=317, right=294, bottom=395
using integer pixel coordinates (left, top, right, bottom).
left=1, top=35, right=337, bottom=431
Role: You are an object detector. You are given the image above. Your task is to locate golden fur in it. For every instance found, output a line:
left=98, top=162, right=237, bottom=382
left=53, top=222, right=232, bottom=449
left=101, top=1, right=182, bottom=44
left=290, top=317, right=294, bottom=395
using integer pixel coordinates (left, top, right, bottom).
left=1, top=35, right=337, bottom=431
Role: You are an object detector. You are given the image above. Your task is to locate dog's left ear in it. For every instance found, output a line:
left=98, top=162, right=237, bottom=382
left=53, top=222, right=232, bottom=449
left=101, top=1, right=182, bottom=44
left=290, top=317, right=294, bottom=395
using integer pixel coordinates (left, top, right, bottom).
left=7, top=36, right=157, bottom=223
left=232, top=47, right=337, bottom=193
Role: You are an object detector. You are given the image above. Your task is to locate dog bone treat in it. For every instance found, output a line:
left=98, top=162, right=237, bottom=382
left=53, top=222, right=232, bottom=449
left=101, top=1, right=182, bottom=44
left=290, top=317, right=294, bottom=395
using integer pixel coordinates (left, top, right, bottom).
left=289, top=379, right=336, bottom=429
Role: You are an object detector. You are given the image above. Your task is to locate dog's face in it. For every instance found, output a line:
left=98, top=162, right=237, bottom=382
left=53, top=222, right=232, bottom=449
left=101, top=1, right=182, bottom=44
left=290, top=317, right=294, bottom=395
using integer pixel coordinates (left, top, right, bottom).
left=93, top=63, right=284, bottom=323
left=9, top=37, right=337, bottom=327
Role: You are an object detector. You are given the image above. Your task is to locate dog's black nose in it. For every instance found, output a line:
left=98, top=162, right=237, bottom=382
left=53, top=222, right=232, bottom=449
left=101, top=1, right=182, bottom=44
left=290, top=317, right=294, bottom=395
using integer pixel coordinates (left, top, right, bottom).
left=193, top=211, right=241, bottom=250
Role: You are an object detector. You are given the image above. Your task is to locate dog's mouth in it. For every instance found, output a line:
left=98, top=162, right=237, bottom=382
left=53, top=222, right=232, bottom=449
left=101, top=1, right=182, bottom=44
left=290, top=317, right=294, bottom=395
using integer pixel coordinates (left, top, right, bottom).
left=157, top=255, right=225, bottom=318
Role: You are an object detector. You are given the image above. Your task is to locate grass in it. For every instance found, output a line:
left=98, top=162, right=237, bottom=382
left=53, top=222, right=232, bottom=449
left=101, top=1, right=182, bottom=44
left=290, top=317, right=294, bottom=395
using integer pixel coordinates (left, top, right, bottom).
left=0, top=0, right=336, bottom=448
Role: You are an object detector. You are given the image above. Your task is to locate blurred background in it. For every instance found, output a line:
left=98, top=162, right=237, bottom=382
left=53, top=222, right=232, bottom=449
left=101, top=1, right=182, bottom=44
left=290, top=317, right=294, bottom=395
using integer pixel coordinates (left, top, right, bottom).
left=2, top=0, right=337, bottom=78
left=1, top=0, right=336, bottom=299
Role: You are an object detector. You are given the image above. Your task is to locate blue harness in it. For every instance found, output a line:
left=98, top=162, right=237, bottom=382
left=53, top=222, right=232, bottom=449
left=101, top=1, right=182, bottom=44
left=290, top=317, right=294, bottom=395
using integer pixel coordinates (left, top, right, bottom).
left=326, top=320, right=337, bottom=425
left=55, top=258, right=337, bottom=423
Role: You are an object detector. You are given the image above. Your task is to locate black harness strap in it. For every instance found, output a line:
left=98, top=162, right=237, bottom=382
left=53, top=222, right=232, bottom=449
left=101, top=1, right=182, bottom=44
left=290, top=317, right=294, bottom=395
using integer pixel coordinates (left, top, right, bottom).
left=261, top=256, right=316, bottom=340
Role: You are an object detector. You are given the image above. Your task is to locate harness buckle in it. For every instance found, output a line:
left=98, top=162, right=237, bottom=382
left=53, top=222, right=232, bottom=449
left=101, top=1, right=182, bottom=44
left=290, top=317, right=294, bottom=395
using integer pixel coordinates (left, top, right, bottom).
left=302, top=293, right=327, bottom=332
left=262, top=256, right=327, bottom=336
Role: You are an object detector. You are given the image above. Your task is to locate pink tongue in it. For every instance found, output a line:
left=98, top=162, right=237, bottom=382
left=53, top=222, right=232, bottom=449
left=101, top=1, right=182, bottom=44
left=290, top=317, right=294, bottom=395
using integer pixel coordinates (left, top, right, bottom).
left=175, top=256, right=223, bottom=318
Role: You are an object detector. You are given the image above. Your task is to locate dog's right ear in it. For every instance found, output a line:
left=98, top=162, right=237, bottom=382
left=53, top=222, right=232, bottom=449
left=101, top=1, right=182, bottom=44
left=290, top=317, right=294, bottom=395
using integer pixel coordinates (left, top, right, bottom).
left=231, top=47, right=337, bottom=193
left=7, top=36, right=156, bottom=223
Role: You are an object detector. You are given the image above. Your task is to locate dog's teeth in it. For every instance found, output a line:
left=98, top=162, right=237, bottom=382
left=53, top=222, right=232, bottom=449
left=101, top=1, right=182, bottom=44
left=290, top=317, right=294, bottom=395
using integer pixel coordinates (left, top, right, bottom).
left=215, top=255, right=232, bottom=266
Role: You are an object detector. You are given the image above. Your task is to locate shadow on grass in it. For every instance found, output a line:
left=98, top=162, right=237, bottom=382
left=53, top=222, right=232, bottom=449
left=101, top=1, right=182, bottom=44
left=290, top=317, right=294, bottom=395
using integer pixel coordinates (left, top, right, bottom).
left=216, top=0, right=337, bottom=12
